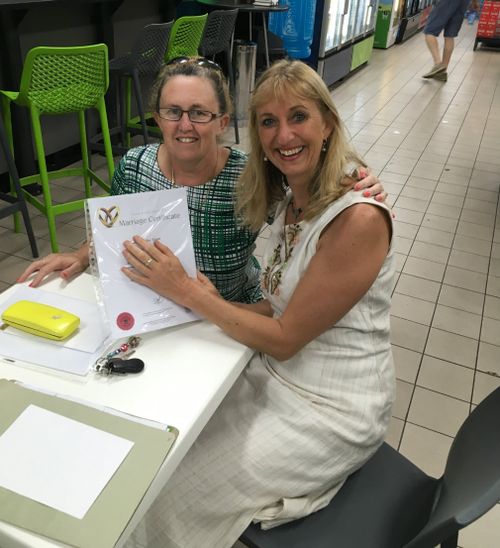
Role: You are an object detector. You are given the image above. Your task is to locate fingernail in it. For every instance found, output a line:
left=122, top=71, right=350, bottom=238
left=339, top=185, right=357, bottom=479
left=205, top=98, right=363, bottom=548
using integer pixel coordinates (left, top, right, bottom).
left=29, top=282, right=34, bottom=287
left=363, top=190, right=371, bottom=197
left=354, top=183, right=361, bottom=191
left=359, top=169, right=366, bottom=178
left=376, top=195, right=383, bottom=201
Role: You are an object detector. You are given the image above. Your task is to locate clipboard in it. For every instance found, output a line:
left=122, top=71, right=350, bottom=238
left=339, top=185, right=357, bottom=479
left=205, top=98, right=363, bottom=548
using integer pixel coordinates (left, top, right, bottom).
left=0, top=379, right=178, bottom=548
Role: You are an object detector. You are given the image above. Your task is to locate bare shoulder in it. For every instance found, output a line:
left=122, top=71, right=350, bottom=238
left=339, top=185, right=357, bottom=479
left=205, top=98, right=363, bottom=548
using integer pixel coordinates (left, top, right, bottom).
left=319, top=203, right=391, bottom=248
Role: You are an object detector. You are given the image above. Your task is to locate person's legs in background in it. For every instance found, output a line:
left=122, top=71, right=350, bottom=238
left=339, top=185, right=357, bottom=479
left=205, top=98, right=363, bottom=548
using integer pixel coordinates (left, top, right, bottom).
left=442, top=36, right=455, bottom=67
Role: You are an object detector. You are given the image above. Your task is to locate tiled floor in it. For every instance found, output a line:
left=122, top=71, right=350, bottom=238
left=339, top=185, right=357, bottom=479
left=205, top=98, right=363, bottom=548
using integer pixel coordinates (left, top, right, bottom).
left=1, top=21, right=499, bottom=548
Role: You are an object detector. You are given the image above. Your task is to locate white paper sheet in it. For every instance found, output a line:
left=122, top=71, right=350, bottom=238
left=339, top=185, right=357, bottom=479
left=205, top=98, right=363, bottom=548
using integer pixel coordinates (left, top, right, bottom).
left=0, top=286, right=111, bottom=376
left=0, top=405, right=134, bottom=519
left=86, top=188, right=198, bottom=339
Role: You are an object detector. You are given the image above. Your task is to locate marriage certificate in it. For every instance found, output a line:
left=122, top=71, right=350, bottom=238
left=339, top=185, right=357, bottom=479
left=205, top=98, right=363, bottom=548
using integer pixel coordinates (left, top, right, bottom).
left=86, top=188, right=197, bottom=338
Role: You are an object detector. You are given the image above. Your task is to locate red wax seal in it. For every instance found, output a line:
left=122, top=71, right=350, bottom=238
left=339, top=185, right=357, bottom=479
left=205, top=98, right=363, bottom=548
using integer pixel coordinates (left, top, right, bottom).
left=116, top=312, right=135, bottom=331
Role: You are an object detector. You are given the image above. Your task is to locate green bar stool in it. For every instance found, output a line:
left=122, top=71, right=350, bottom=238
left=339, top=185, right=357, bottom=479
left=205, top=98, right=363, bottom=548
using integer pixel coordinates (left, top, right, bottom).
left=165, top=14, right=208, bottom=62
left=0, top=44, right=115, bottom=252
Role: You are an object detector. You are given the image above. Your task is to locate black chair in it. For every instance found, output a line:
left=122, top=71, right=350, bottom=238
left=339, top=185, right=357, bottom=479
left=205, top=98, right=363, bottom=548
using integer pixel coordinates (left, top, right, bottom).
left=107, top=21, right=173, bottom=150
left=241, top=386, right=500, bottom=548
left=198, top=9, right=239, bottom=144
left=0, top=115, right=38, bottom=258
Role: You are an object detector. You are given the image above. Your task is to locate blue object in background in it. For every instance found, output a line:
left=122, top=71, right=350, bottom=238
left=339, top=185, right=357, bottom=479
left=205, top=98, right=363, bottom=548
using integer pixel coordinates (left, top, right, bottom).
left=268, top=0, right=318, bottom=59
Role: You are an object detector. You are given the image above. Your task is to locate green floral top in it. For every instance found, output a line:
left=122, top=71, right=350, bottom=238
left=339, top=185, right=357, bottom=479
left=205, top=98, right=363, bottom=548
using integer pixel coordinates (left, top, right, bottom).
left=111, top=144, right=262, bottom=303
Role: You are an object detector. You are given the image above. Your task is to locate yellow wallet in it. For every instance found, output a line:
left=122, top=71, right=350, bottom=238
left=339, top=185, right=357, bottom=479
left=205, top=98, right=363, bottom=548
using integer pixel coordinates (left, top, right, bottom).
left=1, top=300, right=80, bottom=341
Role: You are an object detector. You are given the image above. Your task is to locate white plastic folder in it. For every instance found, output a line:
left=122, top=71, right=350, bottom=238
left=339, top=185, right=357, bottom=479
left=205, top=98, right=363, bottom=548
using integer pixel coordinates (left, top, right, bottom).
left=86, top=188, right=198, bottom=339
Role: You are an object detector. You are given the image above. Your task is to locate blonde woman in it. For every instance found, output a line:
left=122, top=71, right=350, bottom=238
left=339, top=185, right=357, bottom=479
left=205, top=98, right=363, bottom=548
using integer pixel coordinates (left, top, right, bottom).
left=123, top=59, right=395, bottom=548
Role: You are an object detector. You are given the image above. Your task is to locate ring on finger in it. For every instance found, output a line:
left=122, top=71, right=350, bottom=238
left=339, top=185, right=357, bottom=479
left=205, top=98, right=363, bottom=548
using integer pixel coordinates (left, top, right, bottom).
left=144, top=257, right=153, bottom=267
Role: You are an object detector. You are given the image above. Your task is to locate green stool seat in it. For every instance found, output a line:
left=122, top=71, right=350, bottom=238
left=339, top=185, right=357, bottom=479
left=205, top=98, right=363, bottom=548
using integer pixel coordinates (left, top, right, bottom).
left=0, top=44, right=115, bottom=252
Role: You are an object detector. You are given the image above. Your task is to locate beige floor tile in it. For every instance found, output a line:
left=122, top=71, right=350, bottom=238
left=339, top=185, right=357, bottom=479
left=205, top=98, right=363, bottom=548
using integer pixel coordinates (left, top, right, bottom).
left=444, top=266, right=487, bottom=293
left=416, top=226, right=454, bottom=248
left=478, top=342, right=500, bottom=376
left=393, top=235, right=413, bottom=255
left=385, top=416, right=404, bottom=450
left=392, top=293, right=435, bottom=325
left=449, top=248, right=489, bottom=274
left=394, top=221, right=419, bottom=240
left=421, top=213, right=459, bottom=233
left=426, top=202, right=462, bottom=220
left=395, top=273, right=441, bottom=303
left=391, top=316, right=430, bottom=353
left=435, top=182, right=467, bottom=197
left=438, top=284, right=484, bottom=315
left=430, top=191, right=464, bottom=208
left=393, top=207, right=425, bottom=226
left=486, top=275, right=500, bottom=298
left=425, top=328, right=478, bottom=368
left=459, top=504, right=500, bottom=548
left=394, top=195, right=429, bottom=213
left=472, top=372, right=500, bottom=406
left=417, top=355, right=473, bottom=401
left=392, top=379, right=413, bottom=421
left=480, top=317, right=500, bottom=346
left=0, top=254, right=33, bottom=285
left=399, top=422, right=452, bottom=478
left=392, top=345, right=421, bottom=383
left=432, top=304, right=481, bottom=339
left=408, top=387, right=469, bottom=437
left=410, top=240, right=450, bottom=264
left=403, top=256, right=446, bottom=283
left=484, top=295, right=500, bottom=320
left=453, top=235, right=493, bottom=257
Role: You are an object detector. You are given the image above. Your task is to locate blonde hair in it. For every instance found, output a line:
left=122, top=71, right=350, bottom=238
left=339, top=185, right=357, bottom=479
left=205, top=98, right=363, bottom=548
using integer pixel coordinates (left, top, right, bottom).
left=236, top=59, right=365, bottom=231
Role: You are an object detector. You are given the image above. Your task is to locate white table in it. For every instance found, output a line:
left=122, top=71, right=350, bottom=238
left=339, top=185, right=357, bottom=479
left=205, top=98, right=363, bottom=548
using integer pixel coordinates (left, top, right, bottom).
left=0, top=274, right=254, bottom=547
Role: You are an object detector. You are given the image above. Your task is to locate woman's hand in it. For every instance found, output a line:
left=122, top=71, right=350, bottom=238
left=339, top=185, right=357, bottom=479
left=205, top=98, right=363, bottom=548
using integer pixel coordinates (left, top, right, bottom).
left=350, top=168, right=387, bottom=203
left=16, top=246, right=89, bottom=288
left=121, top=236, right=209, bottom=307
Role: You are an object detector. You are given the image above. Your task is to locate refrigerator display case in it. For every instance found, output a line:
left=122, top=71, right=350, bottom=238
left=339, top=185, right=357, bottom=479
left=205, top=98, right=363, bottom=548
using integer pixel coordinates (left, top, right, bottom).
left=307, top=0, right=378, bottom=87
left=395, top=0, right=435, bottom=43
left=374, top=0, right=404, bottom=48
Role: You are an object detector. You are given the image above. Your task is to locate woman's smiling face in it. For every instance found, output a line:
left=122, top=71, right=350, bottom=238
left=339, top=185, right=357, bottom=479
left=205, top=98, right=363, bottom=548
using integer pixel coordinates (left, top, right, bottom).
left=256, top=93, right=332, bottom=187
left=154, top=75, right=228, bottom=162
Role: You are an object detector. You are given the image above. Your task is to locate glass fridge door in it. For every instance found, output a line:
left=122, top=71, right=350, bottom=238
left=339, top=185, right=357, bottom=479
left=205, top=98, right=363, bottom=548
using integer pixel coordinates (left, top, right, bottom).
left=346, top=0, right=361, bottom=41
left=323, top=0, right=347, bottom=52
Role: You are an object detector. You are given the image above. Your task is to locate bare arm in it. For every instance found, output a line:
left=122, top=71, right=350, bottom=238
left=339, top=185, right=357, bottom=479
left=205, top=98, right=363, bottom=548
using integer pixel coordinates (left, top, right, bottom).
left=17, top=242, right=90, bottom=287
left=122, top=204, right=390, bottom=360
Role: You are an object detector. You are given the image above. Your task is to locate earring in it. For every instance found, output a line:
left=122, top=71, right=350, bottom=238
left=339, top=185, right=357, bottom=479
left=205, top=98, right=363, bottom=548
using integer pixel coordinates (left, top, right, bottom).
left=263, top=155, right=268, bottom=162
left=321, top=139, right=327, bottom=152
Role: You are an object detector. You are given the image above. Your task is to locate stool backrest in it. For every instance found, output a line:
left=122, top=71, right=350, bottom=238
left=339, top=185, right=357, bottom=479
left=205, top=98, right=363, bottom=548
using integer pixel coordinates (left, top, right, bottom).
left=164, top=14, right=208, bottom=63
left=131, top=21, right=173, bottom=75
left=199, top=9, right=239, bottom=58
left=18, top=44, right=109, bottom=114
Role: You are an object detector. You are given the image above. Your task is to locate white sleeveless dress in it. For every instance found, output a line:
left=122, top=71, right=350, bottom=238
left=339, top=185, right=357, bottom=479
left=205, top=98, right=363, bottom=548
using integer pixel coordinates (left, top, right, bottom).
left=126, top=191, right=395, bottom=548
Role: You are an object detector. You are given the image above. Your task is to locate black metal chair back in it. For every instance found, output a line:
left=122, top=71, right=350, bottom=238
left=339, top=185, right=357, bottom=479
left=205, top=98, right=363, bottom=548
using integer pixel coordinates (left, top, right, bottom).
left=199, top=9, right=239, bottom=144
left=0, top=116, right=38, bottom=258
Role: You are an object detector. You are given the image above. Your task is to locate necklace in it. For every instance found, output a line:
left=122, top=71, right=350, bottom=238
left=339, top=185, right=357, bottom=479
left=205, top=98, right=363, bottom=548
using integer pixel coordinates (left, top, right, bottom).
left=169, top=146, right=219, bottom=187
left=289, top=197, right=303, bottom=221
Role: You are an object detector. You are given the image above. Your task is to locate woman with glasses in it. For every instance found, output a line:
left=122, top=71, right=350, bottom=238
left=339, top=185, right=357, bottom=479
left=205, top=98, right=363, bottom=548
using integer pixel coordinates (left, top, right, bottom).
left=123, top=59, right=394, bottom=548
left=18, top=57, right=386, bottom=303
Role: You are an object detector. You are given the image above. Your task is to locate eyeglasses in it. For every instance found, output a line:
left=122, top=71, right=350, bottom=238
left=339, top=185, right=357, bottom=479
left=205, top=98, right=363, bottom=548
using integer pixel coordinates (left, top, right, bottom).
left=157, top=107, right=222, bottom=123
left=166, top=56, right=222, bottom=73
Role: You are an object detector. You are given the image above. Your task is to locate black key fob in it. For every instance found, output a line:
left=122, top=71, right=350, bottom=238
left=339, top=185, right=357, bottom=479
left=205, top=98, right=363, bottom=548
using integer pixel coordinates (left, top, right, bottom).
left=108, top=357, right=145, bottom=374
